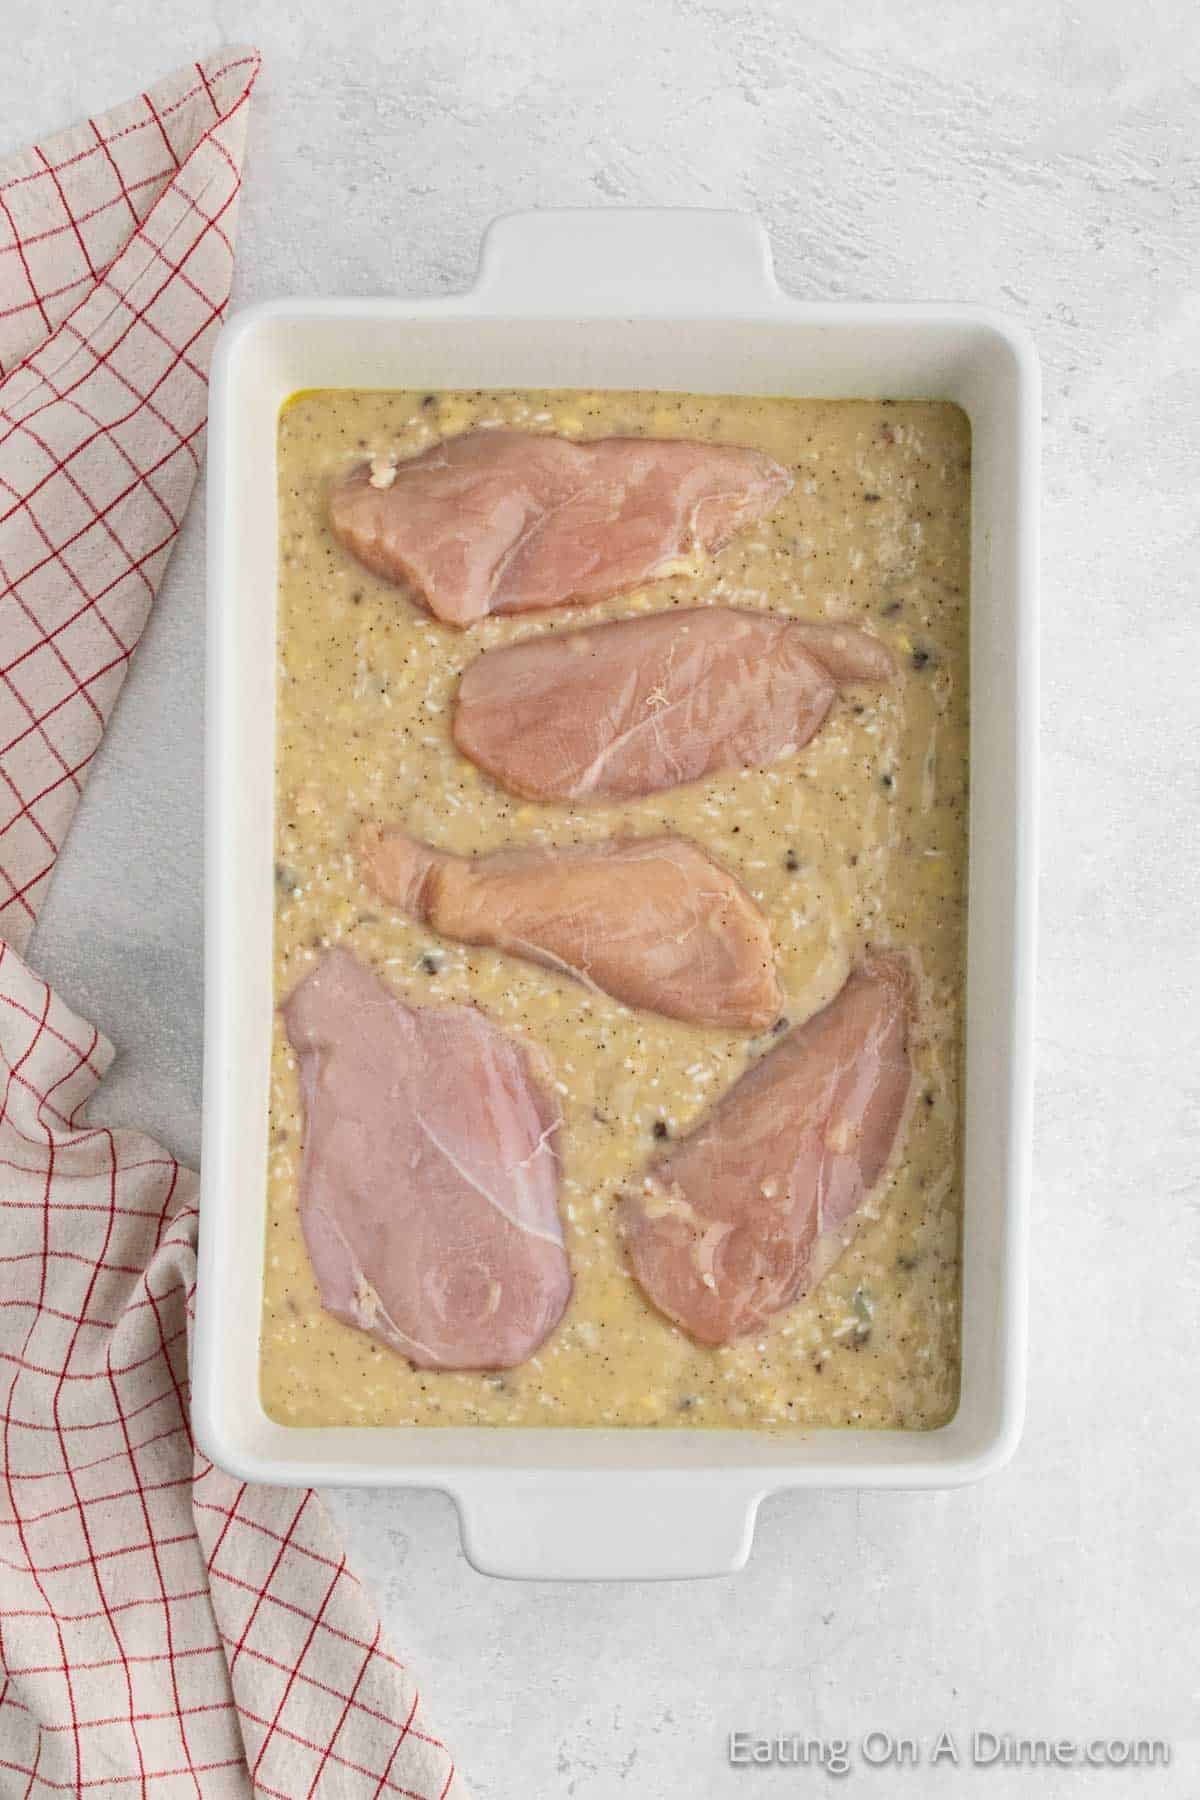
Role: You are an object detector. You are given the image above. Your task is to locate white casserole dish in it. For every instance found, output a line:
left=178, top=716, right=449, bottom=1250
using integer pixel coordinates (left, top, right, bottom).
left=195, top=209, right=1038, bottom=1580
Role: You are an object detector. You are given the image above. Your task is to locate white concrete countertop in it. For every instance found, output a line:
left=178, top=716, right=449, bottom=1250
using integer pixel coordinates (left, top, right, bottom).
left=8, top=3, right=1199, bottom=1794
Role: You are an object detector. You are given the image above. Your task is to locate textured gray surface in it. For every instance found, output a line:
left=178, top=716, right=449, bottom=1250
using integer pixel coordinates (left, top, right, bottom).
left=7, top=4, right=1200, bottom=1795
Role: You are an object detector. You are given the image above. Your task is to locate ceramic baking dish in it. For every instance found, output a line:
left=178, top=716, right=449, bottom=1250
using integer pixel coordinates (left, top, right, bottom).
left=195, top=209, right=1038, bottom=1580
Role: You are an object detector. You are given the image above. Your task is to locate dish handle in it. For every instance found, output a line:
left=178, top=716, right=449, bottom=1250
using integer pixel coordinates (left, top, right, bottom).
left=452, top=1473, right=763, bottom=1581
left=472, top=207, right=780, bottom=313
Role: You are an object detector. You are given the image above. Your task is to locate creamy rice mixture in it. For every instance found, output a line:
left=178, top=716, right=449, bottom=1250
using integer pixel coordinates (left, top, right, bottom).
left=263, top=389, right=970, bottom=1431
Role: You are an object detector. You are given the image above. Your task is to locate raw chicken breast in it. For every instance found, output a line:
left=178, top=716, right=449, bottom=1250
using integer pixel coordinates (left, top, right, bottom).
left=621, top=953, right=915, bottom=1345
left=359, top=828, right=782, bottom=1032
left=328, top=431, right=792, bottom=626
left=453, top=607, right=895, bottom=802
left=281, top=947, right=570, bottom=1370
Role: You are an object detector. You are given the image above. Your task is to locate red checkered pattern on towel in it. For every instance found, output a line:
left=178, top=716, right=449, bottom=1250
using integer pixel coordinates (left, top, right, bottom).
left=0, top=48, right=254, bottom=949
left=0, top=55, right=464, bottom=1799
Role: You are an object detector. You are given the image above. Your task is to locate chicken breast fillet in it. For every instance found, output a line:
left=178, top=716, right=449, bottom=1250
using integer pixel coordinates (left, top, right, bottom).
left=329, top=431, right=792, bottom=626
left=282, top=947, right=571, bottom=1370
left=359, top=828, right=782, bottom=1032
left=621, top=953, right=916, bottom=1345
left=453, top=607, right=895, bottom=802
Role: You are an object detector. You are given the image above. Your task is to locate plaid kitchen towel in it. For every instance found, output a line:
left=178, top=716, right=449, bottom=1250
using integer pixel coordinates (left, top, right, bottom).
left=0, top=51, right=463, bottom=1798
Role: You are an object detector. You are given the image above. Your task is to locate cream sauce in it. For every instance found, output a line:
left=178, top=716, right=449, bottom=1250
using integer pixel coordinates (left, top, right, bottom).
left=264, top=389, right=970, bottom=1431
